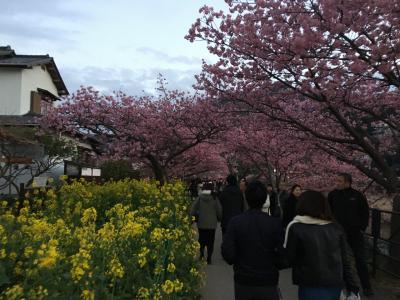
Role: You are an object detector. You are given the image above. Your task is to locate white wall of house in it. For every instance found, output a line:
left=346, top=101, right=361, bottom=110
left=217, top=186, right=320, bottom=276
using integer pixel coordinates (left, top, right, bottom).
left=0, top=68, right=22, bottom=115
left=20, top=66, right=59, bottom=114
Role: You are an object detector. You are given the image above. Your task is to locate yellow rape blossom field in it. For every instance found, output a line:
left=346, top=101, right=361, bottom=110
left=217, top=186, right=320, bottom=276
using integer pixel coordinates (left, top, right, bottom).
left=0, top=179, right=203, bottom=299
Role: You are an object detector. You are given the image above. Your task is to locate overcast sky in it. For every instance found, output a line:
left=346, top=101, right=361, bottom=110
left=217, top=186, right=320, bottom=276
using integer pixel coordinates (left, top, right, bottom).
left=0, top=0, right=226, bottom=95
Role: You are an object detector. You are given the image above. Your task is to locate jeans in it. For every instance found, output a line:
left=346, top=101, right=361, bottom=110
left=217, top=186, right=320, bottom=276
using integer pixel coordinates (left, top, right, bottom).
left=298, top=286, right=342, bottom=300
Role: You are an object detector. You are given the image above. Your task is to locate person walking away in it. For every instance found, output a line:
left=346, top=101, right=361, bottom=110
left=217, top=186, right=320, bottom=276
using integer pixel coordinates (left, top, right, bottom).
left=216, top=178, right=224, bottom=197
left=219, top=175, right=246, bottom=235
left=239, top=177, right=251, bottom=210
left=282, top=185, right=302, bottom=228
left=222, top=180, right=284, bottom=300
left=191, top=182, right=222, bottom=264
left=277, top=185, right=290, bottom=216
left=262, top=184, right=279, bottom=217
left=285, top=190, right=359, bottom=300
left=189, top=179, right=198, bottom=200
left=328, top=173, right=373, bottom=297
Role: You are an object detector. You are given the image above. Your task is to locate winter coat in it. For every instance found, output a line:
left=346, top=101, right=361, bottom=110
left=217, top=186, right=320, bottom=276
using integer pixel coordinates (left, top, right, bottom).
left=328, top=188, right=370, bottom=232
left=285, top=218, right=358, bottom=293
left=191, top=191, right=222, bottom=229
left=262, top=192, right=279, bottom=217
left=282, top=194, right=298, bottom=228
left=219, top=184, right=246, bottom=230
left=221, top=209, right=284, bottom=286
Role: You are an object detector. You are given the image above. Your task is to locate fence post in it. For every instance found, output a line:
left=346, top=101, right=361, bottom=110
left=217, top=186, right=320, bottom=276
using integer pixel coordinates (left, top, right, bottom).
left=18, top=183, right=25, bottom=201
left=371, top=208, right=381, bottom=277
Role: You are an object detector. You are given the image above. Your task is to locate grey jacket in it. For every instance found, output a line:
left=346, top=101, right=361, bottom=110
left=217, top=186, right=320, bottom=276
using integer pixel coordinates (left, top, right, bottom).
left=191, top=191, right=222, bottom=229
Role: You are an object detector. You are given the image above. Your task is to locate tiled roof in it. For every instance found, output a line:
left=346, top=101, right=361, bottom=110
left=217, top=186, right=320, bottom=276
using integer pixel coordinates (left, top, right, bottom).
left=0, top=55, right=53, bottom=67
left=0, top=46, right=69, bottom=96
left=0, top=115, right=39, bottom=126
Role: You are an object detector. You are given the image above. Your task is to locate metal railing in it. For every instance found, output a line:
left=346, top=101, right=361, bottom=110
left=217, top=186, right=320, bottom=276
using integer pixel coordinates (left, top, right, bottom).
left=366, top=208, right=400, bottom=278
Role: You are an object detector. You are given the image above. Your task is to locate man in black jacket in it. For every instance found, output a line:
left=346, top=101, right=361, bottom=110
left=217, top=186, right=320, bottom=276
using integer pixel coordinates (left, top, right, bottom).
left=219, top=174, right=246, bottom=235
left=328, top=173, right=373, bottom=297
left=222, top=180, right=283, bottom=300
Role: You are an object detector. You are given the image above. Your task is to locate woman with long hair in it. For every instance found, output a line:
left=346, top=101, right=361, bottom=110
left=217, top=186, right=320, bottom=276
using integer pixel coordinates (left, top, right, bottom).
left=284, top=191, right=359, bottom=300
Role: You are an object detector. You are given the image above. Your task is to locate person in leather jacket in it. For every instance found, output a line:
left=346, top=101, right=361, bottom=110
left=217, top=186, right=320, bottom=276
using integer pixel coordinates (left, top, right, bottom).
left=285, top=190, right=359, bottom=300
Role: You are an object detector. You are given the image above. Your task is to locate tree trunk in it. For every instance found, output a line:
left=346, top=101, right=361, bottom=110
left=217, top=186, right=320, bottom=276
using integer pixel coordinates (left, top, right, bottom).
left=389, top=192, right=400, bottom=276
left=146, top=155, right=168, bottom=185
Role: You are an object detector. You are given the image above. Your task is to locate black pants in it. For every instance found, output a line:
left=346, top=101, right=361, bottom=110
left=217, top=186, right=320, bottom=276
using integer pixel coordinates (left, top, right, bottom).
left=346, top=229, right=371, bottom=289
left=234, top=283, right=279, bottom=300
left=198, top=228, right=216, bottom=261
left=221, top=226, right=227, bottom=236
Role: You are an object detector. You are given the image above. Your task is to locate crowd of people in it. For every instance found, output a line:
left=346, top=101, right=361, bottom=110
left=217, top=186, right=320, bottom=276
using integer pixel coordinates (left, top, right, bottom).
left=189, top=173, right=372, bottom=300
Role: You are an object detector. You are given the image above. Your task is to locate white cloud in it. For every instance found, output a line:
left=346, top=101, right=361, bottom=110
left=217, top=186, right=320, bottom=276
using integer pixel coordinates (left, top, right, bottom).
left=61, top=66, right=200, bottom=96
left=136, top=47, right=202, bottom=66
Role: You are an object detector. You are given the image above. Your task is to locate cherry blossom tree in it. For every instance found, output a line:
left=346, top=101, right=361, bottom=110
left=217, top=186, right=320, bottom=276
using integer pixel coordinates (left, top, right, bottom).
left=187, top=0, right=400, bottom=192
left=41, top=84, right=228, bottom=184
left=168, top=142, right=228, bottom=179
left=222, top=114, right=366, bottom=191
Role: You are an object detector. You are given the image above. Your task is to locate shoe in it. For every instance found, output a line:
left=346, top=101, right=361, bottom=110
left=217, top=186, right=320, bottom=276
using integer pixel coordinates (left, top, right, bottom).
left=363, top=287, right=374, bottom=297
left=207, top=258, right=212, bottom=265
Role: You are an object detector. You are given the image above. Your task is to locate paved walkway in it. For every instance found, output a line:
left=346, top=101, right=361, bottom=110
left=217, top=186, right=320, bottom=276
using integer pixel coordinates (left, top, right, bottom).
left=200, top=228, right=397, bottom=300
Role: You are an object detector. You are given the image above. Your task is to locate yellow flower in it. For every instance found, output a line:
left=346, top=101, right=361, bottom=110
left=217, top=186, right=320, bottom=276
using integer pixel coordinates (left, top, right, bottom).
left=37, top=240, right=59, bottom=268
left=162, top=280, right=175, bottom=294
left=167, top=262, right=176, bottom=273
left=108, top=257, right=124, bottom=278
left=0, top=249, right=6, bottom=259
left=190, top=267, right=199, bottom=277
left=20, top=207, right=29, bottom=216
left=120, top=221, right=143, bottom=238
left=4, top=284, right=24, bottom=300
left=81, top=207, right=97, bottom=225
left=174, top=279, right=184, bottom=292
left=154, top=265, right=163, bottom=275
left=9, top=251, right=17, bottom=261
left=138, top=256, right=147, bottom=268
left=153, top=289, right=161, bottom=300
left=160, top=213, right=168, bottom=222
left=27, top=285, right=48, bottom=299
left=46, top=189, right=56, bottom=198
left=81, top=289, right=94, bottom=300
left=98, top=222, right=116, bottom=242
left=71, top=248, right=91, bottom=282
left=150, top=228, right=164, bottom=243
left=137, top=287, right=150, bottom=298
left=24, top=246, right=34, bottom=258
left=137, top=247, right=149, bottom=268
left=14, top=262, right=23, bottom=276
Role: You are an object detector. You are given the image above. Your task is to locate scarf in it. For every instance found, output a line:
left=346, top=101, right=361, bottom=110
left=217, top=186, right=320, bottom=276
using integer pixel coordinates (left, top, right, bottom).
left=283, top=215, right=332, bottom=248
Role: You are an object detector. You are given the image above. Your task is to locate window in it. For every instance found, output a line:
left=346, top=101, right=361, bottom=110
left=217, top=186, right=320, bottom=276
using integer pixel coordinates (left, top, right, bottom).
left=30, top=91, right=54, bottom=115
left=30, top=91, right=42, bottom=114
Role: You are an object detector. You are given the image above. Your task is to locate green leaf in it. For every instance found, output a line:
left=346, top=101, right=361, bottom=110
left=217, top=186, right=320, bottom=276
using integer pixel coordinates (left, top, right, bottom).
left=0, top=264, right=10, bottom=287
